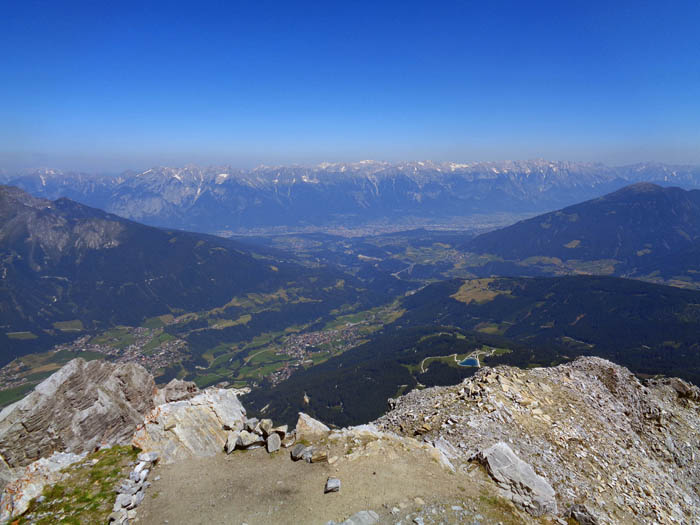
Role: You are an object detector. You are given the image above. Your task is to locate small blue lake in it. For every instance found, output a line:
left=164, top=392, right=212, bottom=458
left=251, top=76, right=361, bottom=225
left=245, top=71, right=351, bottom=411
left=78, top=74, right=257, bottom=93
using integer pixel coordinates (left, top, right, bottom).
left=458, top=357, right=479, bottom=367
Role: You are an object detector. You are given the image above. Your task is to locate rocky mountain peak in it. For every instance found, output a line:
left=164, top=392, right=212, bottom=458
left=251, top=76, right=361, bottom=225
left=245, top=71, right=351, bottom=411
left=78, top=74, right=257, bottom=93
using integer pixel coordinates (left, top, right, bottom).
left=1, top=356, right=700, bottom=523
left=375, top=356, right=700, bottom=523
left=0, top=359, right=155, bottom=484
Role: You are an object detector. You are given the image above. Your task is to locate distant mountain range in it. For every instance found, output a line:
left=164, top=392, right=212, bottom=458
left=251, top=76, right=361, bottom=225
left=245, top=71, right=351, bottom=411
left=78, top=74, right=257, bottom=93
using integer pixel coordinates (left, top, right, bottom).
left=464, top=183, right=700, bottom=286
left=0, top=186, right=364, bottom=366
left=4, top=161, right=700, bottom=233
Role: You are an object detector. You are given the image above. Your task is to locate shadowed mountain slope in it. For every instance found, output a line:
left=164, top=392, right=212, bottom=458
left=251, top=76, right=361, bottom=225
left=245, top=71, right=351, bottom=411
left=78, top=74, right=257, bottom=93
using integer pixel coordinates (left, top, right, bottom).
left=465, top=183, right=700, bottom=283
left=0, top=186, right=358, bottom=365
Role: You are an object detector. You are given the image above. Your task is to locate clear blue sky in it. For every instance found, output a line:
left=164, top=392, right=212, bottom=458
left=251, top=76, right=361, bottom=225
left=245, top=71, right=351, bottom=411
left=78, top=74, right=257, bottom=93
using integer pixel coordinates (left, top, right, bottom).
left=2, top=0, right=699, bottom=172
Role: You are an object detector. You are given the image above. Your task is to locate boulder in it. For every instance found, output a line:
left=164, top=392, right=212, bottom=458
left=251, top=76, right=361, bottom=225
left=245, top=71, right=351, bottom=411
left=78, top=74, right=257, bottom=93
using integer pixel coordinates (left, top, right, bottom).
left=223, top=419, right=244, bottom=432
left=281, top=431, right=296, bottom=448
left=266, top=433, right=281, bottom=453
left=668, top=378, right=700, bottom=402
left=327, top=510, right=380, bottom=525
left=270, top=424, right=288, bottom=437
left=475, top=442, right=557, bottom=516
left=290, top=444, right=310, bottom=461
left=0, top=358, right=154, bottom=488
left=132, top=389, right=246, bottom=464
left=258, top=419, right=273, bottom=436
left=342, top=510, right=380, bottom=525
left=301, top=447, right=315, bottom=463
left=153, top=379, right=198, bottom=406
left=237, top=430, right=264, bottom=449
left=310, top=449, right=328, bottom=463
left=109, top=509, right=128, bottom=524
left=244, top=418, right=259, bottom=433
left=137, top=452, right=159, bottom=463
left=225, top=431, right=241, bottom=454
left=113, top=492, right=132, bottom=512
left=296, top=412, right=330, bottom=442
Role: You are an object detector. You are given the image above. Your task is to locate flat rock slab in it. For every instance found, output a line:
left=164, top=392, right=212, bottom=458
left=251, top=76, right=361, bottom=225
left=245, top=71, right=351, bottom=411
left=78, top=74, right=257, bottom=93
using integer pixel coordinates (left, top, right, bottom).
left=328, top=510, right=380, bottom=525
left=475, top=442, right=557, bottom=516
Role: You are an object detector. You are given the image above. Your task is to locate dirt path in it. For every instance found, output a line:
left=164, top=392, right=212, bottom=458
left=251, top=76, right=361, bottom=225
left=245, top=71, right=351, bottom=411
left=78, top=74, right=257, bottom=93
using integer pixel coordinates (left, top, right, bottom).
left=137, top=435, right=520, bottom=525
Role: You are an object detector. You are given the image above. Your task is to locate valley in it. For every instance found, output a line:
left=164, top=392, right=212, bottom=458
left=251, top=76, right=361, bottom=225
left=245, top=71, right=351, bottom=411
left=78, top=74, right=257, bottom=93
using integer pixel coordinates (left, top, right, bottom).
left=3, top=181, right=700, bottom=432
left=0, top=289, right=407, bottom=407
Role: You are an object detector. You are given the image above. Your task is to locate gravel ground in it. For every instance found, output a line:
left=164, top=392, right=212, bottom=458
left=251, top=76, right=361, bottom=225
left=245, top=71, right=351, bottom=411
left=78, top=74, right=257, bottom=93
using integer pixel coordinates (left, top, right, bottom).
left=137, top=435, right=528, bottom=525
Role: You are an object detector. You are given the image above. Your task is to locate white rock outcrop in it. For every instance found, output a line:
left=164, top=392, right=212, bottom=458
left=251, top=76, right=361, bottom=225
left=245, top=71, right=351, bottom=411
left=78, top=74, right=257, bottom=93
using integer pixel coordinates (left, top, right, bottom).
left=132, top=389, right=246, bottom=463
left=0, top=451, right=85, bottom=522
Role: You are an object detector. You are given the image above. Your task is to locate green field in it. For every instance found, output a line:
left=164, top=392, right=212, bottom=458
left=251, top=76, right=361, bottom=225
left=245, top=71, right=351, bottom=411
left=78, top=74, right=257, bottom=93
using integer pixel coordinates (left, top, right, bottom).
left=52, top=320, right=84, bottom=332
left=6, top=331, right=38, bottom=340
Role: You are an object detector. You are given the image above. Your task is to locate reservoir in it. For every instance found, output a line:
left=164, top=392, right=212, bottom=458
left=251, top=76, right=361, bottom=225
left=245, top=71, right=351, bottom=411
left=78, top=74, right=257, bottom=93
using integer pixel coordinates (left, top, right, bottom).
left=459, top=357, right=479, bottom=367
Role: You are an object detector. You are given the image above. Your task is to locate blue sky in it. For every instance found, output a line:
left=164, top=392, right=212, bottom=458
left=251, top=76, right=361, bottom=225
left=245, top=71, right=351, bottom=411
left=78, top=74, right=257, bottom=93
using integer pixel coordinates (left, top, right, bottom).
left=1, top=0, right=699, bottom=171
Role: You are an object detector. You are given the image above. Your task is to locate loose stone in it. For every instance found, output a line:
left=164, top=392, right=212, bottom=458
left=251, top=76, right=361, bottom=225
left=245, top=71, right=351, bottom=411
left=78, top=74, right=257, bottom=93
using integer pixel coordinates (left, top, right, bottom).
left=324, top=477, right=341, bottom=493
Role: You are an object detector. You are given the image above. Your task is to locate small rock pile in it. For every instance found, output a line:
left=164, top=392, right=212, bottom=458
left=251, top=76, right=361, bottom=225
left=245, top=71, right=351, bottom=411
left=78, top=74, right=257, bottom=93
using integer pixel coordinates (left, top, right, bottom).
left=224, top=417, right=293, bottom=454
left=109, top=451, right=159, bottom=524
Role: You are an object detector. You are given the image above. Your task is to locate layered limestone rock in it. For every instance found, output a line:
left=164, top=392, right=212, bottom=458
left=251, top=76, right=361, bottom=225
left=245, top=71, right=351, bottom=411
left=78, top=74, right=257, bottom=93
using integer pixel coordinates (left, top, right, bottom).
left=375, top=356, right=700, bottom=524
left=132, top=389, right=246, bottom=463
left=0, top=358, right=154, bottom=487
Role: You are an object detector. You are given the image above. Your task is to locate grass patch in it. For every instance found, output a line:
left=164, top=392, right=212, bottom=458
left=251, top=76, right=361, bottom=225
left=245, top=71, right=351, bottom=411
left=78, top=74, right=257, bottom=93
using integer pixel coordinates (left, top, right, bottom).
left=451, top=278, right=511, bottom=305
left=141, top=316, right=166, bottom=329
left=52, top=320, right=84, bottom=332
left=17, top=445, right=139, bottom=525
left=6, top=331, right=38, bottom=340
left=90, top=327, right=135, bottom=349
left=474, top=322, right=504, bottom=335
left=141, top=332, right=175, bottom=355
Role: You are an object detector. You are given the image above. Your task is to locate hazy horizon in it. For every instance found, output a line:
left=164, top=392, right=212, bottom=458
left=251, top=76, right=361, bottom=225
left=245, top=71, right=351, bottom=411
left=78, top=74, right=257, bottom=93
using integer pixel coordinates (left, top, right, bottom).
left=4, top=156, right=700, bottom=176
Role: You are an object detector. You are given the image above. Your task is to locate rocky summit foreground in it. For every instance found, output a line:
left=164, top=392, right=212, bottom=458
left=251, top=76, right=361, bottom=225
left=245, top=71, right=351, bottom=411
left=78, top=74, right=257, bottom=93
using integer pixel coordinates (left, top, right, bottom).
left=1, top=356, right=699, bottom=524
left=376, top=356, right=700, bottom=524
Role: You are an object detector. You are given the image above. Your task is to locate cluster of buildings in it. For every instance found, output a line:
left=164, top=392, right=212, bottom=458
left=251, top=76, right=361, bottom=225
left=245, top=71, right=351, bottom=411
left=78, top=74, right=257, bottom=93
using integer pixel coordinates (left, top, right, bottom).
left=0, top=328, right=188, bottom=393
left=263, top=324, right=365, bottom=386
